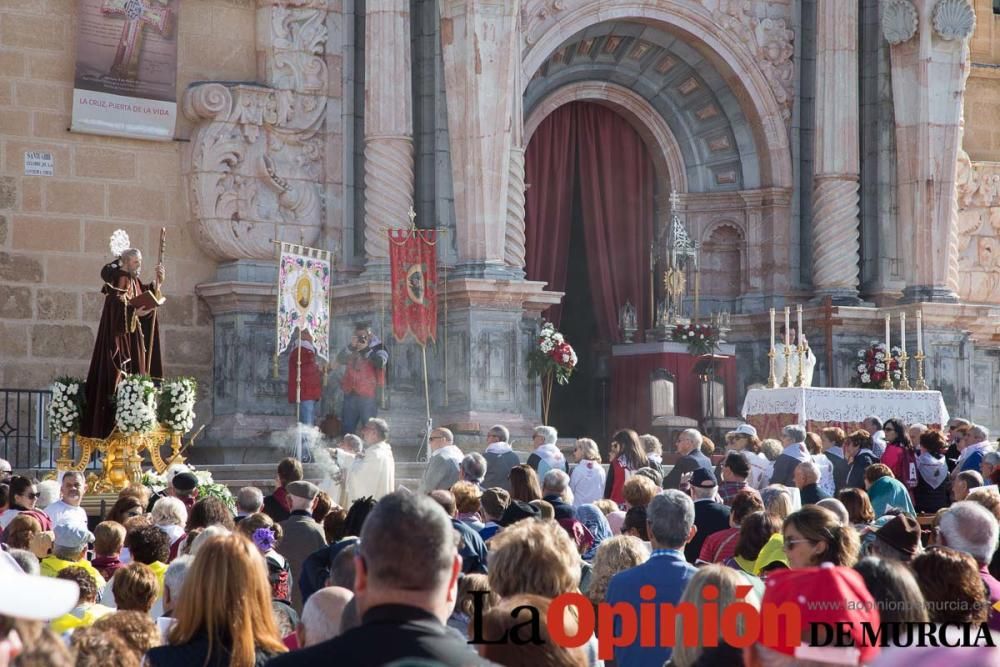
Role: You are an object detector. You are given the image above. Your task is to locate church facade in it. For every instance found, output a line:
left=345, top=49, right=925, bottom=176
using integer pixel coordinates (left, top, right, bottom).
left=2, top=0, right=1000, bottom=460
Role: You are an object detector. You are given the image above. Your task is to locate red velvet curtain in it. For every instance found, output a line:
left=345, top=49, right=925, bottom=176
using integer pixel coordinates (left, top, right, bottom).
left=525, top=105, right=578, bottom=326
left=524, top=102, right=653, bottom=337
left=575, top=104, right=654, bottom=340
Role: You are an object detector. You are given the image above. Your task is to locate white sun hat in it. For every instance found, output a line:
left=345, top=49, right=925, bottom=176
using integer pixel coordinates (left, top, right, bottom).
left=0, top=550, right=79, bottom=621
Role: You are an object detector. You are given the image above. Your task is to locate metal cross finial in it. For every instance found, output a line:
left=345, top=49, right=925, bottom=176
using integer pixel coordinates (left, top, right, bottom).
left=407, top=206, right=417, bottom=226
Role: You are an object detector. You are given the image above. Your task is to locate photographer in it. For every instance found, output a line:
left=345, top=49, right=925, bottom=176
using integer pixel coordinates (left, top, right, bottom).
left=337, top=324, right=389, bottom=434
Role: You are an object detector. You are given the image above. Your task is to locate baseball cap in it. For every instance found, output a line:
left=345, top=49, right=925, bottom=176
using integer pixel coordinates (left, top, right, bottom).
left=53, top=520, right=95, bottom=551
left=0, top=550, right=78, bottom=620
left=287, top=480, right=320, bottom=501
left=691, top=467, right=718, bottom=488
left=761, top=563, right=880, bottom=665
left=734, top=424, right=758, bottom=438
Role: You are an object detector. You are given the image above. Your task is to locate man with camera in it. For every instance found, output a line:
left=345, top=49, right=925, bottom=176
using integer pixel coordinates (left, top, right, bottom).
left=337, top=323, right=389, bottom=435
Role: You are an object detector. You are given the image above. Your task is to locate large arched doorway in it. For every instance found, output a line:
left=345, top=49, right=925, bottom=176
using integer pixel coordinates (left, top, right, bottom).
left=524, top=101, right=656, bottom=438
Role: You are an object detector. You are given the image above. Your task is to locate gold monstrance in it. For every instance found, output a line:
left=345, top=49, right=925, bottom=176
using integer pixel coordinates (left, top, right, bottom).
left=653, top=191, right=700, bottom=339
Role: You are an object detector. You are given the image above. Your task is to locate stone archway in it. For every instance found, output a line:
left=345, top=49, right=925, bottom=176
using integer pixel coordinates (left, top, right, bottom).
left=520, top=0, right=793, bottom=190
left=524, top=82, right=688, bottom=194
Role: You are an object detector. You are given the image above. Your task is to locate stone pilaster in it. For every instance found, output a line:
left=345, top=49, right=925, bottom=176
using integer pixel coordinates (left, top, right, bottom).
left=440, top=0, right=521, bottom=273
left=363, top=0, right=414, bottom=268
left=811, top=0, right=861, bottom=303
left=886, top=0, right=975, bottom=302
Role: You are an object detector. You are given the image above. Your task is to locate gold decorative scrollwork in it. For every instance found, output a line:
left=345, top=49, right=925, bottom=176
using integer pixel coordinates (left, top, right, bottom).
left=56, top=426, right=189, bottom=493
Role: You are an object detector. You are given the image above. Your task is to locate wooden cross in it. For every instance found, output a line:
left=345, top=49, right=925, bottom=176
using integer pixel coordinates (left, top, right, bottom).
left=101, top=0, right=173, bottom=80
left=820, top=296, right=844, bottom=388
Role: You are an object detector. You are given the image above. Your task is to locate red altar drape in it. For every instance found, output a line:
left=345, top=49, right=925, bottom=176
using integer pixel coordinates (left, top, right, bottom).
left=609, top=352, right=738, bottom=434
left=576, top=103, right=654, bottom=340
left=524, top=102, right=652, bottom=334
left=525, top=105, right=578, bottom=327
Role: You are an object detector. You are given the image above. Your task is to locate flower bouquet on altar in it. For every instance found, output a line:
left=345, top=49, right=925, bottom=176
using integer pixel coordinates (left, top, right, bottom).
left=671, top=323, right=720, bottom=356
left=853, top=341, right=902, bottom=389
left=48, top=377, right=86, bottom=436
left=527, top=320, right=578, bottom=424
left=115, top=375, right=158, bottom=435
left=158, top=377, right=198, bottom=434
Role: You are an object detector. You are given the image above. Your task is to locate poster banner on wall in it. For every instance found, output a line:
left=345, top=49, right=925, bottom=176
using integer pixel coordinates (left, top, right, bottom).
left=71, top=0, right=180, bottom=141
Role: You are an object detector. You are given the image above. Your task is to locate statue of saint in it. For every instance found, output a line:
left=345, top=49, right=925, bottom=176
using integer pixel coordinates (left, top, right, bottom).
left=81, top=243, right=165, bottom=439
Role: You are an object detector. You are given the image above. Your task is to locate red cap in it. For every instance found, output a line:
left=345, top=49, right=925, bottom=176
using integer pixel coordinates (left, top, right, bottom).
left=761, top=563, right=881, bottom=665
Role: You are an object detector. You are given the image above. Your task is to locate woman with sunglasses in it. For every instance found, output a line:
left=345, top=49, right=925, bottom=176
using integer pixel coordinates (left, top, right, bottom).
left=0, top=475, right=39, bottom=530
left=781, top=505, right=860, bottom=569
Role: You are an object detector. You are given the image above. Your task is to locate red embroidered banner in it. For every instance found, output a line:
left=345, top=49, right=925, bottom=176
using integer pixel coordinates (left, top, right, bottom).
left=389, top=229, right=438, bottom=345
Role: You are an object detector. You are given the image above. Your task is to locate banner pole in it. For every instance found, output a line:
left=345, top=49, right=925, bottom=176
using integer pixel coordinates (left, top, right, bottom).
left=296, top=326, right=303, bottom=461
left=418, top=342, right=432, bottom=463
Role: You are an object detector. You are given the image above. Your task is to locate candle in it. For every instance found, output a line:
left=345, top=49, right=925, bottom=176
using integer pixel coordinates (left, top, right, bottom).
left=797, top=305, right=803, bottom=348
left=784, top=307, right=790, bottom=347
left=769, top=308, right=775, bottom=350
left=900, top=313, right=906, bottom=355
left=884, top=314, right=890, bottom=351
left=917, top=311, right=923, bottom=354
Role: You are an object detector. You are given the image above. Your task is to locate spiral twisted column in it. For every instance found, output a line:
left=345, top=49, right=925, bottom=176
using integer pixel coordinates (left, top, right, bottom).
left=505, top=146, right=527, bottom=270
left=363, top=0, right=413, bottom=268
left=364, top=136, right=415, bottom=262
left=811, top=176, right=861, bottom=293
left=811, top=0, right=861, bottom=301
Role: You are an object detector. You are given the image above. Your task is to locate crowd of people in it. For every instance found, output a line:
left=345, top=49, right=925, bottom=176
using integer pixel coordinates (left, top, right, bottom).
left=1, top=414, right=999, bottom=666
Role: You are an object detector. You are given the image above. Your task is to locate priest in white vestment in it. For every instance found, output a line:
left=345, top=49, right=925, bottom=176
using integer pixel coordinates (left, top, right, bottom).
left=346, top=418, right=395, bottom=502
left=772, top=326, right=817, bottom=387
left=319, top=433, right=361, bottom=507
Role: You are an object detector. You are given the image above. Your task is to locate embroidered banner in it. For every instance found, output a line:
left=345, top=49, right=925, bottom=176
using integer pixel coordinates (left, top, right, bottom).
left=389, top=229, right=438, bottom=345
left=276, top=243, right=332, bottom=361
left=71, top=0, right=180, bottom=140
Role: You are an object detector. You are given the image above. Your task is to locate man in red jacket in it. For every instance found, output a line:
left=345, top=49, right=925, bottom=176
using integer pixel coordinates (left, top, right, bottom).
left=288, top=330, right=324, bottom=426
left=337, top=324, right=388, bottom=435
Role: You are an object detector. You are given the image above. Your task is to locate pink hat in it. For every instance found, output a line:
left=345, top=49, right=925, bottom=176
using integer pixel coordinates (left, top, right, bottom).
left=606, top=510, right=626, bottom=535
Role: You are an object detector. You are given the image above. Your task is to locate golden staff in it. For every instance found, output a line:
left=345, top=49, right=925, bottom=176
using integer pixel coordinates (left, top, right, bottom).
left=147, top=227, right=166, bottom=373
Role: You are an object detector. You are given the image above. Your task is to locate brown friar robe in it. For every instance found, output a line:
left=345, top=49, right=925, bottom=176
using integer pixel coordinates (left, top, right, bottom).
left=80, top=261, right=163, bottom=439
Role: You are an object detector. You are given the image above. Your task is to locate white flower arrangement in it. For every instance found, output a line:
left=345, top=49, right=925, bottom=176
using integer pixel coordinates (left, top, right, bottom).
left=115, top=375, right=158, bottom=435
left=48, top=377, right=85, bottom=435
left=158, top=377, right=197, bottom=433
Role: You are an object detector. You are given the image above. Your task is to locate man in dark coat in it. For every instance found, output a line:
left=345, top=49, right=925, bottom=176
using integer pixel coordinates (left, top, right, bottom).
left=82, top=248, right=164, bottom=438
left=663, top=429, right=714, bottom=490
left=845, top=436, right=880, bottom=489
left=684, top=468, right=731, bottom=564
left=266, top=493, right=492, bottom=667
left=795, top=461, right=832, bottom=505
left=277, top=481, right=328, bottom=612
left=263, top=458, right=303, bottom=524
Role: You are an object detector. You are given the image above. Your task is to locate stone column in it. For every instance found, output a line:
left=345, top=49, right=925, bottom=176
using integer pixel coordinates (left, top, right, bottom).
left=505, top=63, right=526, bottom=273
left=441, top=0, right=521, bottom=274
left=885, top=0, right=975, bottom=302
left=363, top=0, right=414, bottom=269
left=811, top=0, right=861, bottom=303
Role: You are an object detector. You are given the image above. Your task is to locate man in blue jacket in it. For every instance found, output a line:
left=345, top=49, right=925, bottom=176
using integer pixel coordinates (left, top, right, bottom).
left=605, top=490, right=698, bottom=667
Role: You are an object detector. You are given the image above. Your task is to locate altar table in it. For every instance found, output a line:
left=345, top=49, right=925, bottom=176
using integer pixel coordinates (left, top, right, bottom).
left=741, top=387, right=950, bottom=440
left=610, top=342, right=738, bottom=432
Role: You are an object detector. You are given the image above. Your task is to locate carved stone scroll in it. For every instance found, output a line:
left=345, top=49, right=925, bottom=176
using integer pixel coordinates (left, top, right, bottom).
left=183, top=1, right=330, bottom=261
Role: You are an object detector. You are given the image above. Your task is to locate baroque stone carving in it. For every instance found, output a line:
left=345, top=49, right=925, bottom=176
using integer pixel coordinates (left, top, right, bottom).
left=505, top=146, right=527, bottom=269
left=183, top=2, right=329, bottom=261
left=956, top=150, right=1000, bottom=302
left=883, top=0, right=919, bottom=45
left=705, top=2, right=794, bottom=123
left=521, top=0, right=565, bottom=46
left=933, top=0, right=976, bottom=41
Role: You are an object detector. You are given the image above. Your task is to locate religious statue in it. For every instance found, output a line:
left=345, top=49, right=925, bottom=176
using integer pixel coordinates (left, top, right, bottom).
left=81, top=230, right=165, bottom=439
left=772, top=324, right=817, bottom=387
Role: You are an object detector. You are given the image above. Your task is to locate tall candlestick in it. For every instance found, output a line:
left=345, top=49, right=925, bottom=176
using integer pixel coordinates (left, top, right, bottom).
left=916, top=311, right=923, bottom=354
left=899, top=313, right=906, bottom=355
left=884, top=314, right=890, bottom=351
left=797, top=304, right=803, bottom=348
left=769, top=308, right=775, bottom=350
left=784, top=307, right=790, bottom=348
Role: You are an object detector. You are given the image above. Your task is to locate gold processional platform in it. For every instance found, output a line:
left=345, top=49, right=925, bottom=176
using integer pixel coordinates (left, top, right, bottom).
left=56, top=426, right=188, bottom=494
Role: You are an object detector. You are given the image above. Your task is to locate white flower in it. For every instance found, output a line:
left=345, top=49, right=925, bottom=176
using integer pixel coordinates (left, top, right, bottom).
left=857, top=364, right=866, bottom=373
left=857, top=350, right=866, bottom=358
left=687, top=331, right=694, bottom=338
left=552, top=333, right=564, bottom=343
left=875, top=352, right=885, bottom=360
left=875, top=363, right=886, bottom=372
left=861, top=374, right=871, bottom=383
left=561, top=353, right=570, bottom=362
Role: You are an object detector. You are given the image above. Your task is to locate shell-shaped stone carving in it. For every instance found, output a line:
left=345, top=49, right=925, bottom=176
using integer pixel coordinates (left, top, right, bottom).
left=932, top=0, right=976, bottom=41
left=882, top=0, right=918, bottom=45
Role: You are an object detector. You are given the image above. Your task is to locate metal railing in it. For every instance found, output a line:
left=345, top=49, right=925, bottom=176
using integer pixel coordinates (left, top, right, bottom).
left=0, top=389, right=96, bottom=471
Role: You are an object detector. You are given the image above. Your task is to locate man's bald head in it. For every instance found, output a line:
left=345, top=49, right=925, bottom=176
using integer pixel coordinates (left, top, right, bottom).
left=429, top=427, right=454, bottom=451
left=298, top=587, right=355, bottom=647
